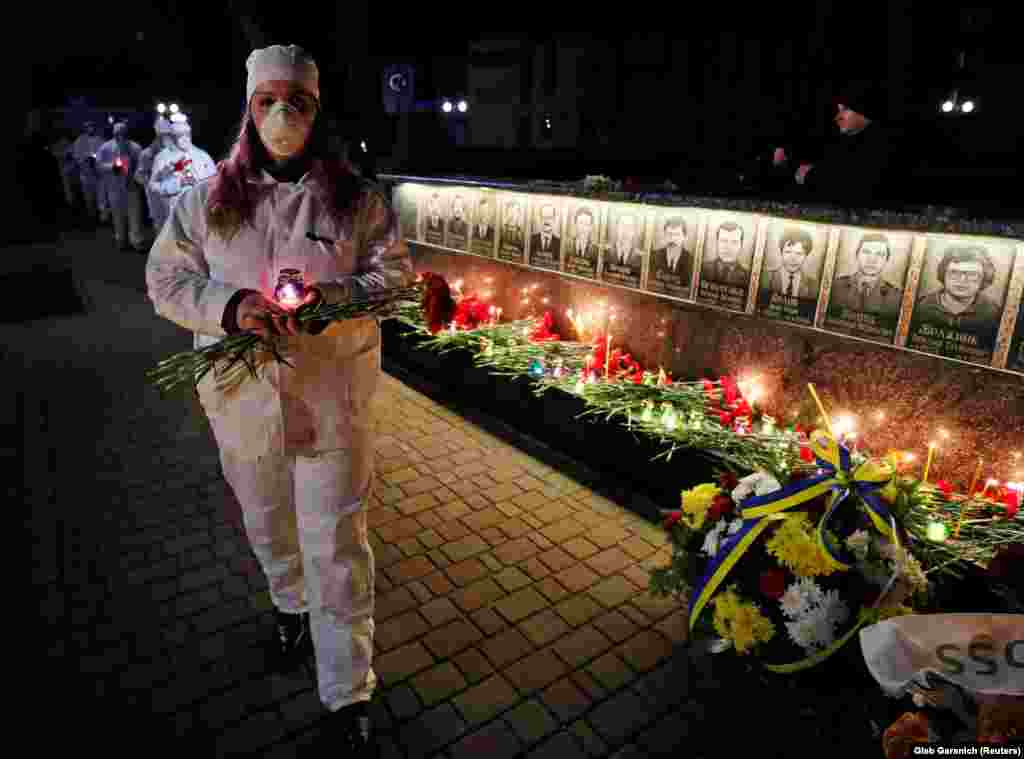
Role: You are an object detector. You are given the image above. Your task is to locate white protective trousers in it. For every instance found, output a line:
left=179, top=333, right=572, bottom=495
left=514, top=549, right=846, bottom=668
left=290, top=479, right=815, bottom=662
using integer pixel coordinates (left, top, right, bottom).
left=111, top=183, right=146, bottom=248
left=218, top=445, right=376, bottom=710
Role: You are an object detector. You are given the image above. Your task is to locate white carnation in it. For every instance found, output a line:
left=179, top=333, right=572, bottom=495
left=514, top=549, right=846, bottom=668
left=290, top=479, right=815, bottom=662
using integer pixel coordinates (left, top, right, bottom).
left=731, top=471, right=782, bottom=504
left=701, top=520, right=729, bottom=557
left=727, top=518, right=744, bottom=535
left=780, top=583, right=810, bottom=619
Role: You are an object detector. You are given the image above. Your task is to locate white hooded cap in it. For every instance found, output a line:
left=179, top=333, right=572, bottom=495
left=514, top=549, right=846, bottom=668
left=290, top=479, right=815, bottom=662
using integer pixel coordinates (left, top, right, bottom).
left=170, top=121, right=192, bottom=137
left=155, top=119, right=173, bottom=136
left=245, top=44, right=319, bottom=105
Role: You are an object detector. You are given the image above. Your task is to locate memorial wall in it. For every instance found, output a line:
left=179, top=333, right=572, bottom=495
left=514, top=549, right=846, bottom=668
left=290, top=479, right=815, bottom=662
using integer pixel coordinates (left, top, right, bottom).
left=389, top=178, right=1024, bottom=488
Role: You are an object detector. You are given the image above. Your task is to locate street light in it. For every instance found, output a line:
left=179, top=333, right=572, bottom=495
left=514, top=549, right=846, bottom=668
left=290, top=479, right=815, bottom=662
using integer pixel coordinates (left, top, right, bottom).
left=157, top=103, right=167, bottom=114
left=169, top=103, right=179, bottom=113
left=941, top=99, right=955, bottom=113
left=457, top=99, right=468, bottom=113
left=960, top=99, right=975, bottom=113
left=441, top=100, right=453, bottom=113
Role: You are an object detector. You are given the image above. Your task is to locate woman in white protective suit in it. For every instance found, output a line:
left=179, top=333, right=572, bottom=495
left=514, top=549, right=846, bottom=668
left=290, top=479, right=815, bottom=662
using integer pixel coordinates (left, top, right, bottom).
left=145, top=44, right=414, bottom=754
left=134, top=118, right=175, bottom=232
left=149, top=119, right=218, bottom=222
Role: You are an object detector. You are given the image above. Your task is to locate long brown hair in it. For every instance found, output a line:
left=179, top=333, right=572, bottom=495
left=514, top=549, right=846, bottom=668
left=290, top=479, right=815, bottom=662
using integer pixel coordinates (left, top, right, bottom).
left=206, top=104, right=367, bottom=241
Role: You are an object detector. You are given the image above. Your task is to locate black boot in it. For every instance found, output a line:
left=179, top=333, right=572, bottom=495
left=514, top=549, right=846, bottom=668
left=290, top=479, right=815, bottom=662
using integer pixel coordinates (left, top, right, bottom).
left=268, top=609, right=311, bottom=670
left=329, top=701, right=376, bottom=757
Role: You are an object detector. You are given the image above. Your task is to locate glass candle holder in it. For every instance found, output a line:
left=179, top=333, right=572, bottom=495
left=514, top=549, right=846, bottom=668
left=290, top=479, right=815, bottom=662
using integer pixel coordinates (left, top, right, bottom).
left=274, top=269, right=305, bottom=309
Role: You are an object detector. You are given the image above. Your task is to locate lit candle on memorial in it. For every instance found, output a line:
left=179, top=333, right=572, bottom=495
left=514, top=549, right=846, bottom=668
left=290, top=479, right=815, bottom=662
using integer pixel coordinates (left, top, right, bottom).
left=981, top=478, right=999, bottom=499
left=922, top=442, right=937, bottom=485
left=968, top=458, right=983, bottom=497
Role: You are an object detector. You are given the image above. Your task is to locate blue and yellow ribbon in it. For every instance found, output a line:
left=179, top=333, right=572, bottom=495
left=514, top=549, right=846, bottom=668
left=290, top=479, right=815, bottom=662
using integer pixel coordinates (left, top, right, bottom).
left=688, top=429, right=897, bottom=670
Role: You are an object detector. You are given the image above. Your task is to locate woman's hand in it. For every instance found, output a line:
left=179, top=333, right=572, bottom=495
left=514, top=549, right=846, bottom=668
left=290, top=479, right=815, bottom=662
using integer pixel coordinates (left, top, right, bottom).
left=237, top=289, right=323, bottom=338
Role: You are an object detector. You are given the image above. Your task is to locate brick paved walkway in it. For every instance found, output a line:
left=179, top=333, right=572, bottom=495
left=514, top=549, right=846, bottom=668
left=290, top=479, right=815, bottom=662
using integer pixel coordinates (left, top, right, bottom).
left=16, top=225, right=877, bottom=758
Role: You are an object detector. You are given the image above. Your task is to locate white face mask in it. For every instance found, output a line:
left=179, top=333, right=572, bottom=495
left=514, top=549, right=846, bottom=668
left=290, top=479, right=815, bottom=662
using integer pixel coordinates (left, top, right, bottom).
left=258, top=102, right=311, bottom=159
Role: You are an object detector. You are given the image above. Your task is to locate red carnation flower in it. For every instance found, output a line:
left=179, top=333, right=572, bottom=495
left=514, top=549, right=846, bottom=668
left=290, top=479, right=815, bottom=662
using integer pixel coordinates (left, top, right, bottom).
left=799, top=445, right=815, bottom=463
left=663, top=511, right=683, bottom=530
left=759, top=569, right=787, bottom=600
left=1002, top=490, right=1020, bottom=520
left=719, top=411, right=734, bottom=427
left=718, top=471, right=740, bottom=491
left=936, top=480, right=954, bottom=498
left=629, top=371, right=644, bottom=384
left=421, top=273, right=456, bottom=333
left=706, top=493, right=735, bottom=522
left=173, top=158, right=192, bottom=172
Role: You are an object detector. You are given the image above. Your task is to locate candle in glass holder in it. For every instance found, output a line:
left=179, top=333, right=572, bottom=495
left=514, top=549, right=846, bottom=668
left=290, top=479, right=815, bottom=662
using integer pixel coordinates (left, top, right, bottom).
left=274, top=268, right=305, bottom=309
left=922, top=443, right=936, bottom=484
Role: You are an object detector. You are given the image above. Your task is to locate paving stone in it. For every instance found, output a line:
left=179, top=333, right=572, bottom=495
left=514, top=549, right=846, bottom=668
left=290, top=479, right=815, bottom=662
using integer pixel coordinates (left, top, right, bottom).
left=537, top=547, right=576, bottom=573
left=494, top=587, right=549, bottom=624
left=619, top=536, right=658, bottom=561
left=383, top=467, right=419, bottom=486
left=469, top=607, right=506, bottom=636
left=479, top=553, right=504, bottom=572
left=518, top=608, right=572, bottom=648
left=411, top=661, right=469, bottom=706
left=589, top=576, right=641, bottom=609
left=561, top=537, right=601, bottom=560
left=452, top=674, right=520, bottom=726
left=570, top=670, right=609, bottom=702
left=494, top=500, right=523, bottom=519
left=540, top=519, right=588, bottom=544
left=587, top=652, right=636, bottom=692
left=587, top=687, right=660, bottom=747
left=399, top=702, right=467, bottom=759
left=496, top=517, right=532, bottom=539
left=385, top=555, right=436, bottom=585
left=492, top=566, right=532, bottom=593
left=557, top=565, right=602, bottom=594
left=376, top=611, right=431, bottom=652
left=415, top=509, right=445, bottom=530
left=628, top=591, right=678, bottom=622
left=493, top=536, right=543, bottom=564
left=453, top=647, right=494, bottom=684
left=585, top=547, right=635, bottom=577
left=534, top=575, right=571, bottom=604
left=480, top=625, right=535, bottom=670
left=397, top=537, right=426, bottom=557
left=593, top=609, right=641, bottom=644
left=552, top=625, right=614, bottom=669
left=479, top=526, right=506, bottom=546
left=385, top=683, right=423, bottom=721
left=616, top=629, right=675, bottom=673
left=541, top=677, right=593, bottom=724
left=437, top=500, right=473, bottom=521
left=461, top=507, right=506, bottom=532
left=444, top=557, right=487, bottom=585
left=427, top=548, right=452, bottom=569
left=506, top=698, right=559, bottom=745
left=440, top=534, right=489, bottom=563
left=420, top=596, right=461, bottom=627
left=422, top=618, right=483, bottom=660
left=449, top=718, right=523, bottom=759
left=528, top=532, right=555, bottom=550
left=212, top=709, right=287, bottom=756
left=378, top=587, right=418, bottom=621
left=520, top=557, right=552, bottom=582
left=452, top=578, right=505, bottom=613
left=586, top=525, right=632, bottom=549
left=570, top=719, right=609, bottom=757
left=529, top=730, right=589, bottom=759
left=636, top=717, right=692, bottom=756
left=503, top=648, right=568, bottom=694
left=511, top=490, right=549, bottom=511
left=480, top=482, right=524, bottom=504
left=618, top=604, right=652, bottom=627
left=376, top=519, right=423, bottom=543
left=416, top=529, right=445, bottom=549
left=374, top=642, right=435, bottom=686
left=622, top=563, right=652, bottom=589
left=554, top=594, right=605, bottom=628
left=395, top=492, right=440, bottom=516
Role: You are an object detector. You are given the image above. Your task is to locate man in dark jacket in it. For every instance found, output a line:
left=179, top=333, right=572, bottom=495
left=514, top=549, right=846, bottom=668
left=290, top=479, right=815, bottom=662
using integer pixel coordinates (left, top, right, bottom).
left=785, top=82, right=896, bottom=205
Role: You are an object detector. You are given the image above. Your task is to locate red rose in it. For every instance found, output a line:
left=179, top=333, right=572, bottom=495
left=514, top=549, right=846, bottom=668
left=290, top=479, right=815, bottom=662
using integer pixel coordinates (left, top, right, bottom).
left=718, top=471, right=740, bottom=491
left=936, top=480, right=954, bottom=498
left=759, top=569, right=787, bottom=600
left=707, top=493, right=735, bottom=521
left=719, top=411, right=734, bottom=427
left=629, top=371, right=644, bottom=384
left=799, top=445, right=815, bottom=463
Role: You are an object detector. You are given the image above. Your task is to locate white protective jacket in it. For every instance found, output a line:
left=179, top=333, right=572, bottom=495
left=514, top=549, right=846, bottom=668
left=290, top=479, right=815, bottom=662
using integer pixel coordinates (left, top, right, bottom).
left=96, top=138, right=143, bottom=205
left=136, top=139, right=170, bottom=226
left=146, top=166, right=415, bottom=486
left=149, top=145, right=218, bottom=204
left=71, top=133, right=105, bottom=186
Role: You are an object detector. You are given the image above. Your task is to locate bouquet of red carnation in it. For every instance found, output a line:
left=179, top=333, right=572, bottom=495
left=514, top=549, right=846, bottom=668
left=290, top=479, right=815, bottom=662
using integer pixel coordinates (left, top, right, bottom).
left=173, top=157, right=192, bottom=173
left=530, top=311, right=560, bottom=342
left=419, top=271, right=456, bottom=333
left=452, top=295, right=491, bottom=330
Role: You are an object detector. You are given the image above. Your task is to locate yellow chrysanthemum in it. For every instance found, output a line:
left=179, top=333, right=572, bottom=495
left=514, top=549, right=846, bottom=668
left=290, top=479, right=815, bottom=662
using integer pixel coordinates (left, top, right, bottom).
left=711, top=587, right=776, bottom=655
left=680, top=483, right=721, bottom=530
left=765, top=513, right=843, bottom=577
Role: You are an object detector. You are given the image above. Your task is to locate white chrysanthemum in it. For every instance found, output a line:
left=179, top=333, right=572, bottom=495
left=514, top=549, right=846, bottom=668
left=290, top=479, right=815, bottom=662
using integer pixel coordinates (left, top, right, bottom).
left=785, top=616, right=819, bottom=651
left=806, top=605, right=837, bottom=649
left=780, top=583, right=810, bottom=619
left=845, top=529, right=871, bottom=559
left=897, top=549, right=929, bottom=595
left=701, top=520, right=729, bottom=557
left=795, top=577, right=825, bottom=608
left=820, top=589, right=851, bottom=628
left=727, top=518, right=744, bottom=535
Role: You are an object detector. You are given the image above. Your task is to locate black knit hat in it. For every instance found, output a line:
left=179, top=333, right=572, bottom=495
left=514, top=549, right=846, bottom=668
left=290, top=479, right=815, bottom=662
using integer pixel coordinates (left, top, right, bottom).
left=833, top=80, right=886, bottom=121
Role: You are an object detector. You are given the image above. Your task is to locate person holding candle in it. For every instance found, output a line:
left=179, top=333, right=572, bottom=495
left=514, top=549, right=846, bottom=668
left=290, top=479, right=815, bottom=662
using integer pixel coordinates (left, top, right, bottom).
left=70, top=120, right=105, bottom=223
left=145, top=44, right=414, bottom=755
left=96, top=122, right=146, bottom=251
left=149, top=118, right=217, bottom=220
left=135, top=118, right=176, bottom=233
